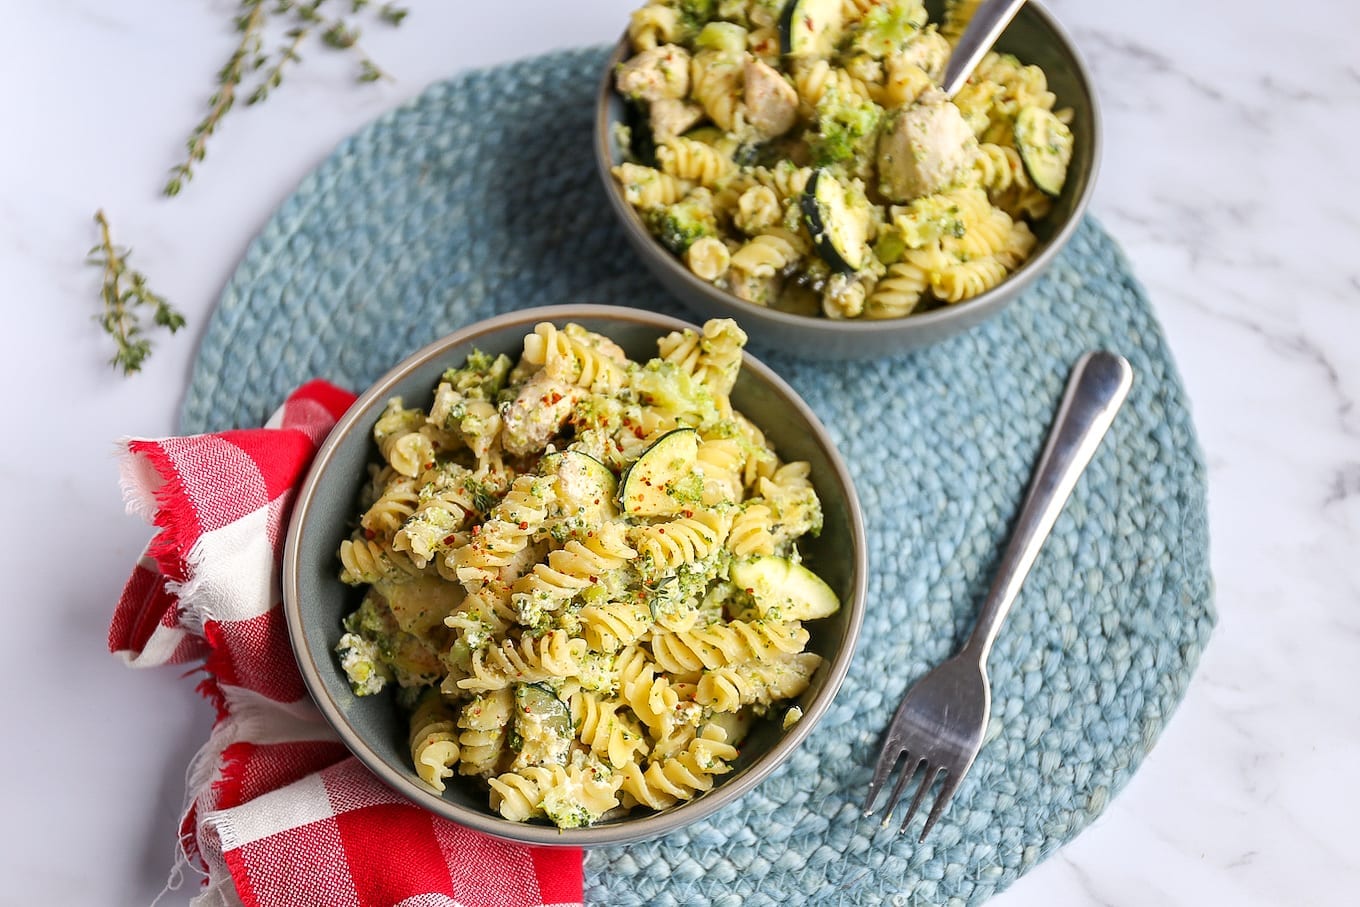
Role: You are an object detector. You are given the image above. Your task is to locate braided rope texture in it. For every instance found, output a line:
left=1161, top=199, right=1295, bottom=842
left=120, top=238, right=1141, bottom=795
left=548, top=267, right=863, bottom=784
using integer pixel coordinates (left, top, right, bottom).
left=182, top=47, right=1215, bottom=906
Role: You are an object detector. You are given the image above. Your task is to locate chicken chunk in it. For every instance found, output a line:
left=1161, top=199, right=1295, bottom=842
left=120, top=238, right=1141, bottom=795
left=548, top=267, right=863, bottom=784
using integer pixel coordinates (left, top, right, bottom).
left=742, top=57, right=799, bottom=138
left=499, top=373, right=583, bottom=458
left=650, top=97, right=705, bottom=140
left=876, top=91, right=977, bottom=201
left=615, top=44, right=691, bottom=103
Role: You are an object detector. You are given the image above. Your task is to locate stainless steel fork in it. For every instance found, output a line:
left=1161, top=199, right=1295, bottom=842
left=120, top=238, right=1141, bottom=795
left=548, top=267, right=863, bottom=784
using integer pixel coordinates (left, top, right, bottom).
left=863, top=351, right=1133, bottom=841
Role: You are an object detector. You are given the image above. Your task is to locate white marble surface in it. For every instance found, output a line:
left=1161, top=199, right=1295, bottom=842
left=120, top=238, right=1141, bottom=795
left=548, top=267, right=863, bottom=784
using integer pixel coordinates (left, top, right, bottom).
left=4, top=0, right=1357, bottom=904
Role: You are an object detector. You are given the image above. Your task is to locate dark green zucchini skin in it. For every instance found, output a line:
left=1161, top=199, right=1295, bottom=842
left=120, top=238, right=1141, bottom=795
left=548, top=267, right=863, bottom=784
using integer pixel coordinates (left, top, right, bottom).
left=618, top=427, right=699, bottom=516
left=1014, top=107, right=1073, bottom=197
left=801, top=170, right=865, bottom=273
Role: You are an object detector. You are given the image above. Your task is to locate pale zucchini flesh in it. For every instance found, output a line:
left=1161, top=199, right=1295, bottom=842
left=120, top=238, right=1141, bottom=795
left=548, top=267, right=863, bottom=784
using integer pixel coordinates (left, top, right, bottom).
left=1014, top=106, right=1074, bottom=197
left=802, top=169, right=869, bottom=273
left=730, top=555, right=840, bottom=621
left=619, top=427, right=700, bottom=516
left=780, top=0, right=845, bottom=58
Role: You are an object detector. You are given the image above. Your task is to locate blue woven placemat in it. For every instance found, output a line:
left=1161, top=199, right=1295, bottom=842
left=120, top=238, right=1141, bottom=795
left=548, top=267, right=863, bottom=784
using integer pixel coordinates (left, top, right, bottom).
left=182, top=46, right=1215, bottom=906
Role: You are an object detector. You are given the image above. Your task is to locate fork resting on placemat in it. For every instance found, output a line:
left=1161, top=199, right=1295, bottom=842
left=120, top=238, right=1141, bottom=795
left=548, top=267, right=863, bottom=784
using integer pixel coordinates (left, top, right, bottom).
left=863, top=350, right=1133, bottom=840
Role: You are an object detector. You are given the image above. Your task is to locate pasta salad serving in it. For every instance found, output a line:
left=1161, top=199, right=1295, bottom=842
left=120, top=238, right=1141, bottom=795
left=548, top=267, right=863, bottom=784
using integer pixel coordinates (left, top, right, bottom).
left=332, top=318, right=841, bottom=828
left=610, top=0, right=1076, bottom=320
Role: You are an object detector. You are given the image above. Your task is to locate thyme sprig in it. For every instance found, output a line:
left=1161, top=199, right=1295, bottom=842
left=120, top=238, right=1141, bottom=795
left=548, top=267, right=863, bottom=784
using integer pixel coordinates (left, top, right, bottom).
left=248, top=26, right=310, bottom=106
left=95, top=2, right=411, bottom=375
left=165, top=1, right=268, bottom=197
left=88, top=211, right=186, bottom=376
left=164, top=0, right=410, bottom=195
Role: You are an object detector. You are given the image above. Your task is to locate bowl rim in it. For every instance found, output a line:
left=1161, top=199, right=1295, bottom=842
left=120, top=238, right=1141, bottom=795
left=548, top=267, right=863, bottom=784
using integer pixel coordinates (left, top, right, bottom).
left=282, top=303, right=869, bottom=846
left=593, top=0, right=1103, bottom=337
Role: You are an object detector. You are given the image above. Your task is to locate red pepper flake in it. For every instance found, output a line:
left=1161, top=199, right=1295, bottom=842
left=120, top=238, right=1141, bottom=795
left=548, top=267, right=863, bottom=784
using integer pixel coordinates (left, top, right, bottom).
left=657, top=528, right=666, bottom=534
left=589, top=575, right=599, bottom=584
left=745, top=587, right=754, bottom=595
left=633, top=427, right=645, bottom=438
left=363, top=528, right=376, bottom=540
left=472, top=525, right=481, bottom=535
left=443, top=534, right=457, bottom=545
left=423, top=461, right=435, bottom=471
left=518, top=521, right=529, bottom=530
left=548, top=392, right=563, bottom=405
left=682, top=509, right=694, bottom=518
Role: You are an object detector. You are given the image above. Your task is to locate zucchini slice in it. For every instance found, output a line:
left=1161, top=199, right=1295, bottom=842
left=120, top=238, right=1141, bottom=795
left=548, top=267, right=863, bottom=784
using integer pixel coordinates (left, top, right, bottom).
left=780, top=0, right=844, bottom=58
left=619, top=428, right=700, bottom=516
left=1014, top=106, right=1074, bottom=197
left=801, top=169, right=869, bottom=273
left=695, top=20, right=748, bottom=55
left=516, top=683, right=571, bottom=735
left=730, top=555, right=840, bottom=621
left=513, top=683, right=572, bottom=765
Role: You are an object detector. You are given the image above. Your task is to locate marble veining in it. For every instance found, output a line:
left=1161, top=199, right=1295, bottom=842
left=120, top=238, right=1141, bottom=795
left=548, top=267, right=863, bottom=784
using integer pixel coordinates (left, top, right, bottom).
left=3, top=0, right=1357, bottom=904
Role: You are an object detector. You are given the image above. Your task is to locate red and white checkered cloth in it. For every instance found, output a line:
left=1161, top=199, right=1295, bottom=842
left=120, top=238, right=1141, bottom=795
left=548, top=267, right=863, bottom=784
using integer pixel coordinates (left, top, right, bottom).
left=111, top=380, right=583, bottom=907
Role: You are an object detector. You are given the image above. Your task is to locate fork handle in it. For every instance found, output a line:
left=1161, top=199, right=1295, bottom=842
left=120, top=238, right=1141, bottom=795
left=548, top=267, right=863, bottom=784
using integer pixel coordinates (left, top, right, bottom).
left=941, top=0, right=1029, bottom=98
left=963, top=351, right=1134, bottom=664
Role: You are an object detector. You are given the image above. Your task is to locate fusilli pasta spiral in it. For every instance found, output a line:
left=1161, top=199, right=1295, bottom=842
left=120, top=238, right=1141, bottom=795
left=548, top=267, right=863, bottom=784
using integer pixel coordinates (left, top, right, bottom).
left=409, top=691, right=460, bottom=792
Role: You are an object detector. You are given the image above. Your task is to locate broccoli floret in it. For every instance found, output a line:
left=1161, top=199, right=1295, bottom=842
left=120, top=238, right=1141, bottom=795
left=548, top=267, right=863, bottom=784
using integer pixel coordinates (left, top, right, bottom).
left=809, top=90, right=883, bottom=169
left=678, top=0, right=717, bottom=32
left=646, top=196, right=717, bottom=254
left=335, top=631, right=392, bottom=696
left=461, top=474, right=499, bottom=515
left=848, top=0, right=927, bottom=58
left=633, top=360, right=719, bottom=427
left=873, top=227, right=907, bottom=264
left=441, top=349, right=512, bottom=399
left=892, top=194, right=967, bottom=249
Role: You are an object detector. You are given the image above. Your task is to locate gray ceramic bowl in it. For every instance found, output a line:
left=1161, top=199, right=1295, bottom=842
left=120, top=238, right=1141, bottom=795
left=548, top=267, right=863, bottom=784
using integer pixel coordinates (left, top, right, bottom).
left=283, top=304, right=866, bottom=846
left=594, top=0, right=1100, bottom=359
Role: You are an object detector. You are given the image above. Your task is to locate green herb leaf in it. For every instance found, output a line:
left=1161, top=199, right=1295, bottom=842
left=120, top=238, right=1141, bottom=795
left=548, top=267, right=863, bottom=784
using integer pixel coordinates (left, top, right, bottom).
left=89, top=210, right=186, bottom=376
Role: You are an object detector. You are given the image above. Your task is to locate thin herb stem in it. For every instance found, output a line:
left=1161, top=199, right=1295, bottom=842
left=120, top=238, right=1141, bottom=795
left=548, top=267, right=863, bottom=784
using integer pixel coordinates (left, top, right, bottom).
left=249, top=26, right=310, bottom=105
left=89, top=210, right=186, bottom=376
left=165, top=0, right=268, bottom=196
left=163, top=0, right=408, bottom=196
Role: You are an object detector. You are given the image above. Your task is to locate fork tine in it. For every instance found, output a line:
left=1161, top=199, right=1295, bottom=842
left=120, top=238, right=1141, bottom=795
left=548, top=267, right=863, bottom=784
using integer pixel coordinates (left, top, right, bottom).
left=877, top=754, right=921, bottom=825
left=917, top=770, right=963, bottom=842
left=897, top=763, right=941, bottom=834
left=862, top=745, right=903, bottom=816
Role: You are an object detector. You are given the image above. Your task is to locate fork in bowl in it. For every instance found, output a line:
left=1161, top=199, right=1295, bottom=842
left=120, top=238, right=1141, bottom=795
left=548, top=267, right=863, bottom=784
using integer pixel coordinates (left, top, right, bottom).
left=863, top=351, right=1134, bottom=841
